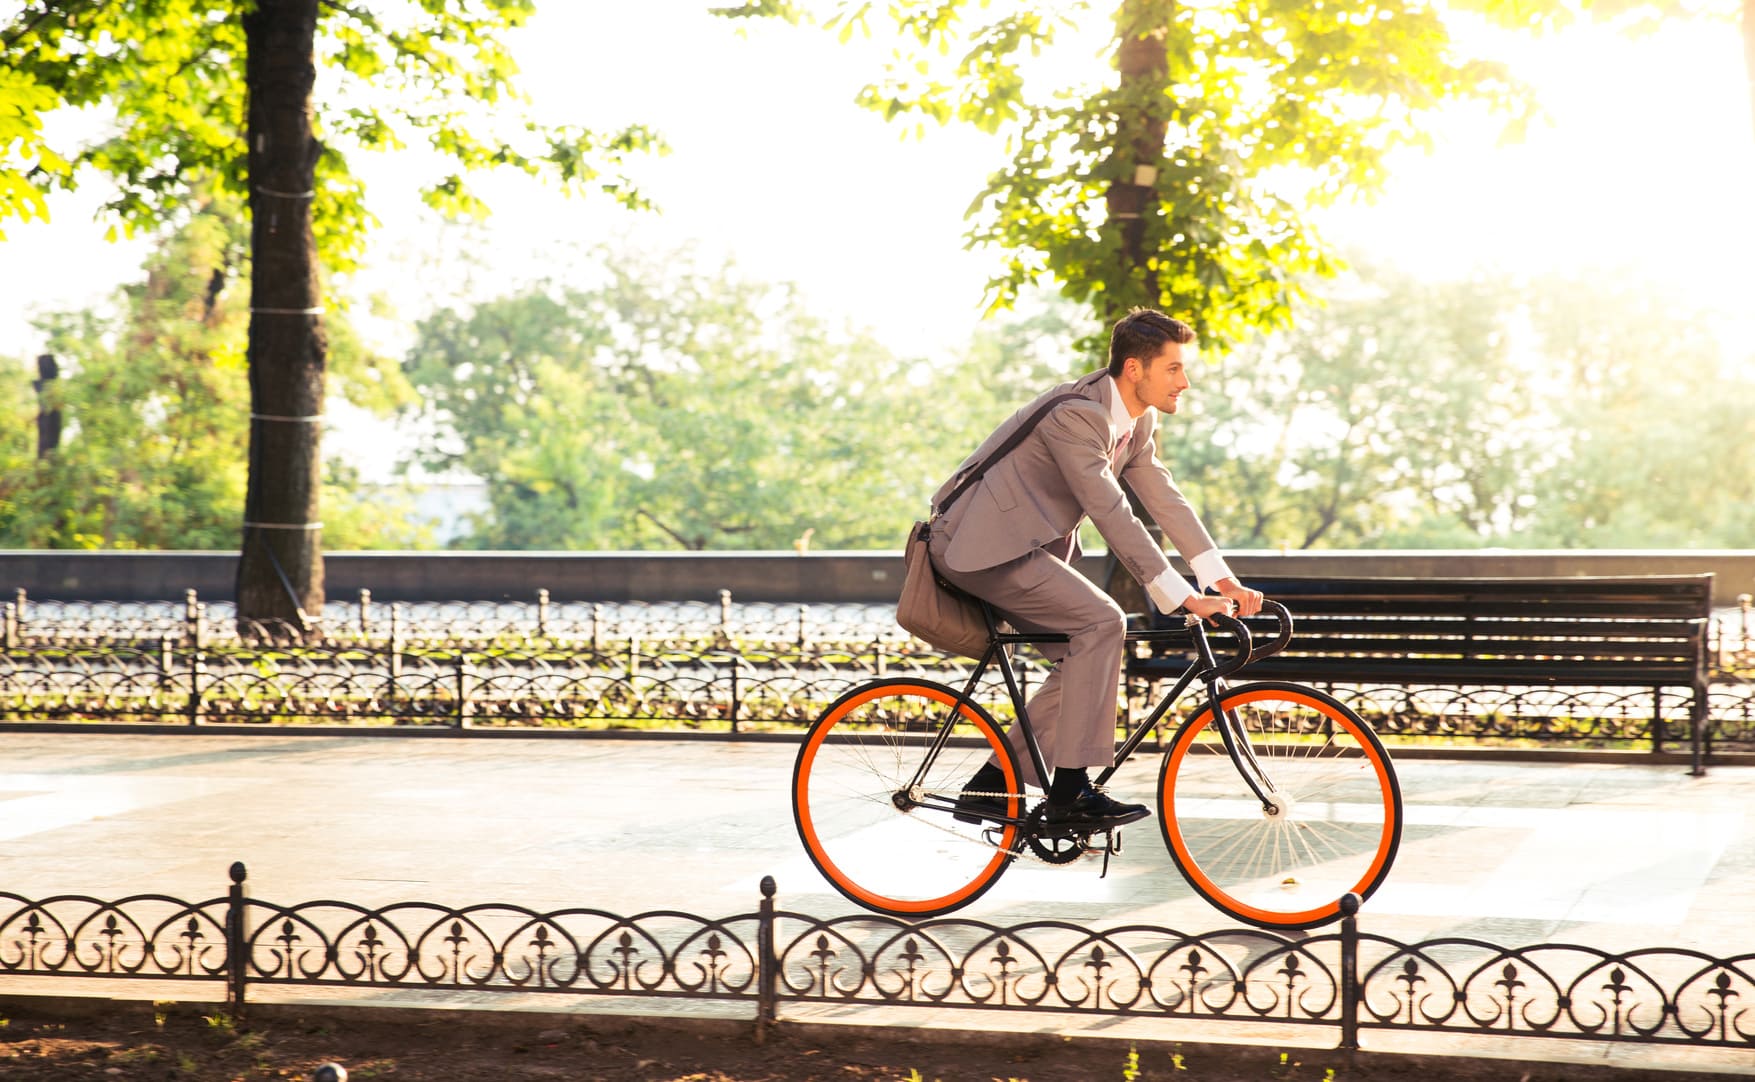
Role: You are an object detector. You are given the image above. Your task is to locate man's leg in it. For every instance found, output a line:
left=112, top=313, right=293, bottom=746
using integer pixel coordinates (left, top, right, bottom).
left=930, top=545, right=1132, bottom=794
left=990, top=571, right=1147, bottom=827
left=1007, top=655, right=1064, bottom=790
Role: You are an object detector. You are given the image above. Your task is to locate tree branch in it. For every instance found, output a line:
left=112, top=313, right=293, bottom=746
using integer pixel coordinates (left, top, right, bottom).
left=635, top=507, right=693, bottom=549
left=0, top=0, right=94, bottom=53
left=316, top=0, right=382, bottom=33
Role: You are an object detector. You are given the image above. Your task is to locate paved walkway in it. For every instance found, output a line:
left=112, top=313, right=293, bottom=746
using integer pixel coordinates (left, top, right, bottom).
left=2, top=731, right=1751, bottom=1073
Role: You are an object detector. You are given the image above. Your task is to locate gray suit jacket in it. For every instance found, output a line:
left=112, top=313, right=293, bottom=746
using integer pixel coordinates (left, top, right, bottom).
left=931, top=370, right=1218, bottom=588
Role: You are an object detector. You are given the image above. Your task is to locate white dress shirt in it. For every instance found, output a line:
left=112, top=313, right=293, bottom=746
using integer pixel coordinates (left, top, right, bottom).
left=1105, top=375, right=1234, bottom=613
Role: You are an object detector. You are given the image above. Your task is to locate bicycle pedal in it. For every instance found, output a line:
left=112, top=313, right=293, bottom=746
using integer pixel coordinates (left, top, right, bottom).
left=1077, top=829, right=1121, bottom=855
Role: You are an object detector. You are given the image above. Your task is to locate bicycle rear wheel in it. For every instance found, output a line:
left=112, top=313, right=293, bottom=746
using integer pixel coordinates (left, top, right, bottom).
left=1158, top=681, right=1401, bottom=929
left=794, top=678, right=1022, bottom=918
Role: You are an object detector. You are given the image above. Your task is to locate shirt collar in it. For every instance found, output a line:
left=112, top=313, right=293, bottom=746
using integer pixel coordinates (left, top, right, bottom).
left=1104, top=375, right=1134, bottom=439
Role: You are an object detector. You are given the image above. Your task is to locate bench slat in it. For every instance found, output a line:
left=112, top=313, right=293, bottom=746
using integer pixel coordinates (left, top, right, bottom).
left=1268, top=600, right=1704, bottom=619
left=1130, top=655, right=1698, bottom=684
left=1129, top=574, right=1711, bottom=690
left=1264, top=617, right=1704, bottom=638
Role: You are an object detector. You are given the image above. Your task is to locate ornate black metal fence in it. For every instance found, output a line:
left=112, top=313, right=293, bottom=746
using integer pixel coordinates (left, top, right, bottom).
left=3, top=588, right=1752, bottom=749
left=1, top=866, right=1750, bottom=1055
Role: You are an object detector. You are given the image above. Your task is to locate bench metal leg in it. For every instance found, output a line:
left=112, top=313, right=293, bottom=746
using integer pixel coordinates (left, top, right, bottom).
left=1689, top=681, right=1708, bottom=778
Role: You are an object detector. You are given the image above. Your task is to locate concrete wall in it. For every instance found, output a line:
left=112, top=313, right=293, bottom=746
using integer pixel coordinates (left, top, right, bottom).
left=6, top=549, right=1754, bottom=606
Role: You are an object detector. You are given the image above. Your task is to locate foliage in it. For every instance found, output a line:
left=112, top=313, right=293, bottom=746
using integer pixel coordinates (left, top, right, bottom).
left=1160, top=263, right=1755, bottom=550
left=4, top=212, right=253, bottom=549
left=0, top=205, right=426, bottom=551
left=2, top=1, right=656, bottom=615
left=401, top=248, right=1016, bottom=550
left=0, top=63, right=61, bottom=238
left=0, top=353, right=36, bottom=536
left=1163, top=264, right=1531, bottom=548
left=1517, top=275, right=1755, bottom=548
left=401, top=242, right=1755, bottom=554
left=714, top=0, right=1531, bottom=353
left=0, top=0, right=663, bottom=269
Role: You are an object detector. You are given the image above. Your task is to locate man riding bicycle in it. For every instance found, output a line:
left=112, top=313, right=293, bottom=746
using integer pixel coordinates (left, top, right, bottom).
left=925, top=308, right=1264, bottom=832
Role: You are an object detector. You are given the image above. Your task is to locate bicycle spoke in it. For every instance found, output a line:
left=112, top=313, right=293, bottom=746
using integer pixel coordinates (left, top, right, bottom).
left=794, top=680, right=1021, bottom=917
left=1160, top=682, right=1401, bottom=929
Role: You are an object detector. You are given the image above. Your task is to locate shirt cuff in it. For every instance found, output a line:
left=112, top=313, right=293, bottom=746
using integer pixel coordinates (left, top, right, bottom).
left=1188, top=550, right=1234, bottom=593
left=1145, top=568, right=1196, bottom=614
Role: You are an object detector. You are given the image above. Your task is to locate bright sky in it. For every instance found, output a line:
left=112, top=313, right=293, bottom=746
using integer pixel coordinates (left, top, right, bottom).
left=4, top=3, right=1753, bottom=379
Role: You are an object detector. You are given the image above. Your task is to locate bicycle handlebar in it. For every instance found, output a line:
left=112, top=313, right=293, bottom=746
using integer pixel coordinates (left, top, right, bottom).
left=1200, top=611, right=1254, bottom=680
left=1182, top=598, right=1293, bottom=679
left=1247, top=599, right=1294, bottom=665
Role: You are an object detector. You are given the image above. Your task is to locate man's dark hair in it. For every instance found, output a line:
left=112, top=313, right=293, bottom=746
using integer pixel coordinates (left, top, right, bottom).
left=1107, top=308, right=1195, bottom=376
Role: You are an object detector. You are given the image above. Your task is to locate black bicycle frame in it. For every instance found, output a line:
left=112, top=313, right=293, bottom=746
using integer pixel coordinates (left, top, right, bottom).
left=906, top=602, right=1281, bottom=821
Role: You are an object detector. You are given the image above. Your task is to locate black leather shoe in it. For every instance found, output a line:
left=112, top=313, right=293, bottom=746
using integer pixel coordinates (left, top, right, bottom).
left=952, top=790, right=1009, bottom=824
left=1044, top=787, right=1149, bottom=830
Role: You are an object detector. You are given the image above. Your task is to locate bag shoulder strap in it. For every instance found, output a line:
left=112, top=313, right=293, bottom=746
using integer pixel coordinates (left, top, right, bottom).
left=933, top=391, right=1084, bottom=517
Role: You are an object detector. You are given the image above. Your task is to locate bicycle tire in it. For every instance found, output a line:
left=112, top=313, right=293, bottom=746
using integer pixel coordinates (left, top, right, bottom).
left=793, top=678, right=1022, bottom=917
left=1157, top=681, right=1401, bottom=929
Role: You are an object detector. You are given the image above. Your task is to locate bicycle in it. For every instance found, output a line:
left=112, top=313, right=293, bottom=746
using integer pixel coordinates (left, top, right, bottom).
left=791, top=599, right=1402, bottom=929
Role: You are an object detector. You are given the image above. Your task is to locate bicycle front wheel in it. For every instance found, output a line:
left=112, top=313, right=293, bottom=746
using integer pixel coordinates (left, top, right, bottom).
left=794, top=678, right=1022, bottom=918
left=1158, top=681, right=1401, bottom=929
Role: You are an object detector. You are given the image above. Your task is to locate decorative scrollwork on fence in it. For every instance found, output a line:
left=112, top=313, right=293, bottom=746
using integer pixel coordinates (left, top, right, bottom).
left=1707, top=677, right=1755, bottom=748
left=3, top=875, right=1752, bottom=1053
left=1129, top=677, right=1755, bottom=751
left=0, top=891, right=230, bottom=982
left=1357, top=936, right=1755, bottom=1047
left=771, top=913, right=1346, bottom=1021
left=238, top=900, right=762, bottom=1000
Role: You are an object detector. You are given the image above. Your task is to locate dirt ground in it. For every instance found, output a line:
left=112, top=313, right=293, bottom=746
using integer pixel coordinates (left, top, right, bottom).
left=0, top=999, right=1731, bottom=1082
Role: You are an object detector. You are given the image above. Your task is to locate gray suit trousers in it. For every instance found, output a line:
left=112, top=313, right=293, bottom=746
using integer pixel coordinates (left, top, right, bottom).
left=927, top=522, right=1125, bottom=788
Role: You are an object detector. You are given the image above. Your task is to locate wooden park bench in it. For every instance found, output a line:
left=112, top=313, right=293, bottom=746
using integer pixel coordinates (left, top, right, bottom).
left=1123, top=574, right=1715, bottom=774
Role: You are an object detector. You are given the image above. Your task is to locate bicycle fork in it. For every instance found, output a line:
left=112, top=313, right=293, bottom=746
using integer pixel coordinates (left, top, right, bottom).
left=1212, top=686, right=1282, bottom=810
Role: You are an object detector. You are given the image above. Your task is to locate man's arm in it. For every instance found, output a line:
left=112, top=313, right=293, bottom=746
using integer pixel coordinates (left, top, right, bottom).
left=1036, top=404, right=1263, bottom=620
left=1144, top=573, right=1261, bottom=620
left=1037, top=403, right=1175, bottom=588
left=1122, top=422, right=1262, bottom=618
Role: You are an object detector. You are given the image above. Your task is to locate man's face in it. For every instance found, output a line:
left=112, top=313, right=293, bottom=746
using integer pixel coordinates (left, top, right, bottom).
left=1131, top=342, right=1191, bottom=414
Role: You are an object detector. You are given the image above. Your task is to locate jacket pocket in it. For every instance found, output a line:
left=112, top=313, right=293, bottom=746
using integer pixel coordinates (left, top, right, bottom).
left=986, top=468, right=1020, bottom=511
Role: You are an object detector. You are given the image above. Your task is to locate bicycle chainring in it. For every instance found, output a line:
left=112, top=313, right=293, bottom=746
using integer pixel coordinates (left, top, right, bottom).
left=1022, top=804, right=1088, bottom=865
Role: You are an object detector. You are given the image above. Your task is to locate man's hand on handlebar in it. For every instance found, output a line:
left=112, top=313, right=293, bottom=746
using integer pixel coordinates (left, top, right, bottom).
left=1181, top=595, right=1237, bottom=624
left=1180, top=579, right=1264, bottom=624
left=1213, top=577, right=1264, bottom=618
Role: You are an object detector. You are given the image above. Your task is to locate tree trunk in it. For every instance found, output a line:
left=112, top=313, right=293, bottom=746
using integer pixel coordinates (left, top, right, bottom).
left=236, top=0, right=326, bottom=637
left=1101, top=3, right=1174, bottom=560
left=32, top=354, right=61, bottom=458
left=1101, top=1, right=1170, bottom=327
